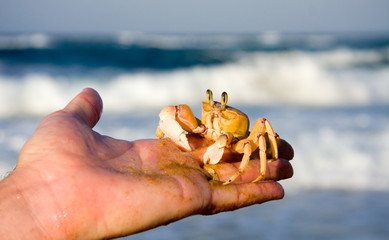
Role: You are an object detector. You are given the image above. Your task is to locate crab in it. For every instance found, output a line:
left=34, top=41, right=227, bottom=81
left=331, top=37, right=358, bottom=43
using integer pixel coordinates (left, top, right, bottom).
left=155, top=89, right=280, bottom=185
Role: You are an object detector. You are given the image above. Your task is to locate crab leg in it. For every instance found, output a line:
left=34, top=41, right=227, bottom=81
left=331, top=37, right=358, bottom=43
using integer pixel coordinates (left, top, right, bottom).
left=223, top=140, right=252, bottom=185
left=203, top=165, right=219, bottom=181
left=248, top=118, right=278, bottom=182
left=222, top=118, right=279, bottom=184
left=224, top=133, right=268, bottom=184
left=264, top=119, right=279, bottom=160
left=252, top=134, right=267, bottom=183
left=250, top=118, right=279, bottom=160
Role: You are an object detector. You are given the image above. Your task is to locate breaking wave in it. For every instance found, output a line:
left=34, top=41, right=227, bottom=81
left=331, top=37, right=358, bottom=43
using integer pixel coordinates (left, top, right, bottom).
left=1, top=48, right=389, bottom=117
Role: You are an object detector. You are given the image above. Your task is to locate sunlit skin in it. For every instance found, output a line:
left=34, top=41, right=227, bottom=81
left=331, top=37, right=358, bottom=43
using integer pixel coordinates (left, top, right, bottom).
left=0, top=88, right=293, bottom=239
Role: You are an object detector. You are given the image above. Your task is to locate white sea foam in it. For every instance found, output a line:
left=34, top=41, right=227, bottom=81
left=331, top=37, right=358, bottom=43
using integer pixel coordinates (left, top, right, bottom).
left=0, top=48, right=388, bottom=118
left=285, top=127, right=389, bottom=191
left=116, top=32, right=238, bottom=50
left=0, top=33, right=52, bottom=50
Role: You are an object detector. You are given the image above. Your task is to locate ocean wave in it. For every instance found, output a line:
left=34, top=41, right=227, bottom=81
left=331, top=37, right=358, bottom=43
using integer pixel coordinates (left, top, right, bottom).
left=0, top=48, right=388, bottom=117
left=0, top=33, right=52, bottom=50
left=285, top=126, right=389, bottom=191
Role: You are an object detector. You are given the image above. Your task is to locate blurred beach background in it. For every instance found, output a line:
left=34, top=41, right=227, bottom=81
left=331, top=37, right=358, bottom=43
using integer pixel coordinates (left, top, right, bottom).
left=1, top=1, right=389, bottom=239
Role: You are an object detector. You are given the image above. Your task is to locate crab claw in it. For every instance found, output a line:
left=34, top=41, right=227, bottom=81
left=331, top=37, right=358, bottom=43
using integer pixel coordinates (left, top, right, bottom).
left=158, top=116, right=192, bottom=151
left=203, top=133, right=232, bottom=164
left=156, top=105, right=200, bottom=151
left=203, top=141, right=225, bottom=164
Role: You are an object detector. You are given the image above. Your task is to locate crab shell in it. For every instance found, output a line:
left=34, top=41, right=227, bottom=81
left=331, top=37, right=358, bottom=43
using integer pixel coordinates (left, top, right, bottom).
left=201, top=100, right=249, bottom=140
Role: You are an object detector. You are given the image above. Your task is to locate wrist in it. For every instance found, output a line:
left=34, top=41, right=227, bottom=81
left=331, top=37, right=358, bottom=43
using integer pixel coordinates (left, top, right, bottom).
left=0, top=169, right=71, bottom=239
left=0, top=172, right=48, bottom=239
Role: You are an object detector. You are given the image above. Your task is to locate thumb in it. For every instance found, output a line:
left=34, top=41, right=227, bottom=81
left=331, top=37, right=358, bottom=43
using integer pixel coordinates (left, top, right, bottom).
left=64, top=88, right=103, bottom=128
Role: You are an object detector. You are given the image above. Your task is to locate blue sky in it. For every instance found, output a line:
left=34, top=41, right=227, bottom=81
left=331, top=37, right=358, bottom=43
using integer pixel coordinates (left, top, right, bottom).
left=1, top=0, right=389, bottom=34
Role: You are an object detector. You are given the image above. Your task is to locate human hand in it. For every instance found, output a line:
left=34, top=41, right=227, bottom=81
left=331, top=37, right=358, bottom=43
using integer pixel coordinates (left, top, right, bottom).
left=0, top=88, right=293, bottom=239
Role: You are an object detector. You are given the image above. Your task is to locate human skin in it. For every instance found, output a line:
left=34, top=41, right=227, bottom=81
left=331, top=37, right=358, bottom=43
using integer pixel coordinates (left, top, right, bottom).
left=0, top=88, right=293, bottom=239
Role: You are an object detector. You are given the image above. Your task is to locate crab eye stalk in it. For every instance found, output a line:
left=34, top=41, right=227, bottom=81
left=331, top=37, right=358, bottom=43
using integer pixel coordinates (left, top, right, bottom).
left=221, top=91, right=228, bottom=110
left=206, top=89, right=214, bottom=106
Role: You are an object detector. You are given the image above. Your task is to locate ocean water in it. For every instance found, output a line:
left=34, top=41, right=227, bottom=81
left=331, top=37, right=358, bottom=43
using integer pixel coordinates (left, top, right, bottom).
left=1, top=32, right=389, bottom=239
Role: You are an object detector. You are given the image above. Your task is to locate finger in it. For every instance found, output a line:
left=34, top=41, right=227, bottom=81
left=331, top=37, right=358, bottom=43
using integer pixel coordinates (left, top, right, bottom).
left=203, top=181, right=284, bottom=215
left=206, top=159, right=293, bottom=183
left=64, top=88, right=103, bottom=128
left=278, top=139, right=294, bottom=160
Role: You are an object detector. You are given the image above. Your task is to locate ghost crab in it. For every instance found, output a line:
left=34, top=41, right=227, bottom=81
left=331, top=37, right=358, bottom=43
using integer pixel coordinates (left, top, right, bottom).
left=155, top=89, right=280, bottom=185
